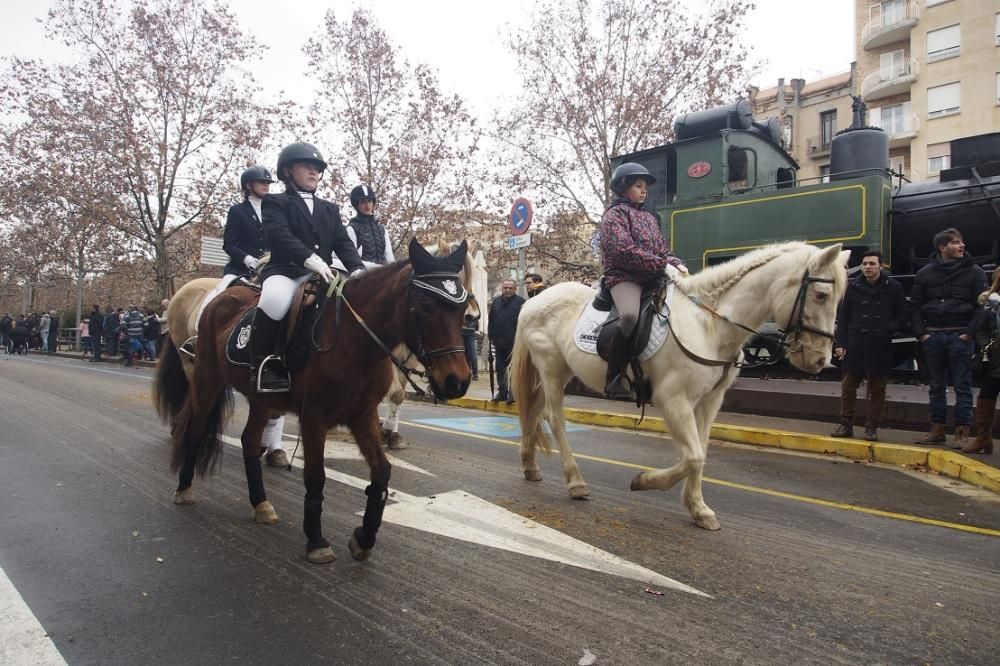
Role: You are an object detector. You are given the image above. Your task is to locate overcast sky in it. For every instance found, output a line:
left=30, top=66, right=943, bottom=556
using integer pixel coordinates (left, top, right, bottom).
left=1, top=0, right=855, bottom=117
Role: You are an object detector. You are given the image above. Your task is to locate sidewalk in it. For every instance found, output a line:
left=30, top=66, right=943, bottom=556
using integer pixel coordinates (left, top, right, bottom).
left=411, top=375, right=1000, bottom=496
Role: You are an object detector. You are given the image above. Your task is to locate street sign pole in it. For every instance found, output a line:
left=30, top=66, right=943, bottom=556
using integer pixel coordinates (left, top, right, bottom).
left=518, top=247, right=526, bottom=298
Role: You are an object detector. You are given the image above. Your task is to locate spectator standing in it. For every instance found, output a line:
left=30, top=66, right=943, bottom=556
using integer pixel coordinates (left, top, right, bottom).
left=122, top=305, right=145, bottom=366
left=38, top=311, right=51, bottom=352
left=10, top=316, right=28, bottom=355
left=1, top=312, right=11, bottom=352
left=830, top=251, right=906, bottom=441
left=87, top=304, right=104, bottom=362
left=102, top=306, right=120, bottom=356
left=462, top=311, right=480, bottom=382
left=142, top=308, right=160, bottom=361
left=78, top=318, right=91, bottom=358
left=965, top=272, right=1000, bottom=455
left=524, top=273, right=547, bottom=298
left=487, top=279, right=524, bottom=403
left=911, top=228, right=988, bottom=447
left=49, top=311, right=60, bottom=352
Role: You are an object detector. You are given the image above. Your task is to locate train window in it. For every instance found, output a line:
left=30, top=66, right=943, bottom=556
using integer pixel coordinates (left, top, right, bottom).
left=727, top=147, right=756, bottom=192
left=776, top=167, right=795, bottom=189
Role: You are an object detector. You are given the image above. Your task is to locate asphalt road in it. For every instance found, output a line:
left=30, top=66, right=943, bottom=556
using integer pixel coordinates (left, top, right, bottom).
left=1, top=353, right=998, bottom=665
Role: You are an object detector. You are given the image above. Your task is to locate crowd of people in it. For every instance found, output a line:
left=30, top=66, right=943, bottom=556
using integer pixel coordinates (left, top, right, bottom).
left=0, top=304, right=166, bottom=366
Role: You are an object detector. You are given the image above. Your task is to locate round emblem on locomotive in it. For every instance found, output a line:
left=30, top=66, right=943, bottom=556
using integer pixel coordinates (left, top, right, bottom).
left=687, top=161, right=712, bottom=178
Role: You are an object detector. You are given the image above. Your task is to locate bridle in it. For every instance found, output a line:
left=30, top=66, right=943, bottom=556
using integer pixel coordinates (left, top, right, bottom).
left=778, top=269, right=837, bottom=355
left=669, top=268, right=837, bottom=368
left=313, top=269, right=468, bottom=397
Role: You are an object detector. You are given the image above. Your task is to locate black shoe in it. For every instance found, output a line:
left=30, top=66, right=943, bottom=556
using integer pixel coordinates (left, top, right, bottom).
left=830, top=423, right=853, bottom=438
left=863, top=427, right=878, bottom=442
left=604, top=374, right=634, bottom=401
left=256, top=355, right=290, bottom=393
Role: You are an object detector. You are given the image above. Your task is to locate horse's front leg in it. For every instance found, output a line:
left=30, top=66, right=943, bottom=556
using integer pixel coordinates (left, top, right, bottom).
left=242, top=405, right=278, bottom=525
left=631, top=398, right=720, bottom=530
left=349, top=411, right=393, bottom=561
left=300, top=417, right=335, bottom=564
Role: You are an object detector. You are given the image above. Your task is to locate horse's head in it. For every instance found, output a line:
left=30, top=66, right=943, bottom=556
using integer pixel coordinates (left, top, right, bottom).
left=773, top=243, right=850, bottom=374
left=406, top=237, right=472, bottom=399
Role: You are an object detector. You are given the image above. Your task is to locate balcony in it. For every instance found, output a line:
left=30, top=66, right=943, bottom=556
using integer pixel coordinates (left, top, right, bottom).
left=883, top=113, right=919, bottom=147
left=862, top=1, right=919, bottom=50
left=805, top=136, right=832, bottom=159
left=861, top=57, right=918, bottom=101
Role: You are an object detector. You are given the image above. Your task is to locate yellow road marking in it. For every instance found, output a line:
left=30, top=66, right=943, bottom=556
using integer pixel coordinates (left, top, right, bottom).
left=402, top=419, right=1000, bottom=538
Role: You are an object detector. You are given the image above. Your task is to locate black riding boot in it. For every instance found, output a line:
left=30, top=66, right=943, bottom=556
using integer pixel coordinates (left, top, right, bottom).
left=251, top=309, right=290, bottom=393
left=604, top=332, right=634, bottom=400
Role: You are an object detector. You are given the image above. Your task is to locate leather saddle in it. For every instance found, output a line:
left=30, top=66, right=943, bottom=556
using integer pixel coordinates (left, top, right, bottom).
left=226, top=278, right=325, bottom=371
left=592, top=278, right=667, bottom=363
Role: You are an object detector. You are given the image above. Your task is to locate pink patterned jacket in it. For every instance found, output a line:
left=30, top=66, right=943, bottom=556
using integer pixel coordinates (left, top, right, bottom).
left=599, top=199, right=679, bottom=288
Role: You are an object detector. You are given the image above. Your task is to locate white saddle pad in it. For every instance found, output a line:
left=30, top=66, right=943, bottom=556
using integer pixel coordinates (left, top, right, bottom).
left=573, top=283, right=674, bottom=361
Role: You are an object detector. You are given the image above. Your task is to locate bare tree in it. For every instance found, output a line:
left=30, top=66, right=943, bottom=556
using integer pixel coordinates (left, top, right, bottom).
left=491, top=0, right=757, bottom=275
left=305, top=8, right=480, bottom=252
left=1, top=0, right=274, bottom=301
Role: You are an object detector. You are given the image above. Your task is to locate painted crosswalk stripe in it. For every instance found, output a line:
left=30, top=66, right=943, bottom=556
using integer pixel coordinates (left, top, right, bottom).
left=0, top=563, right=67, bottom=665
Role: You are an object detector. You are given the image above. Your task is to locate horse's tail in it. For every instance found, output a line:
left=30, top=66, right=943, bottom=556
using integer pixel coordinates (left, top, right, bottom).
left=509, top=326, right=551, bottom=454
left=153, top=337, right=188, bottom=424
left=169, top=374, right=233, bottom=477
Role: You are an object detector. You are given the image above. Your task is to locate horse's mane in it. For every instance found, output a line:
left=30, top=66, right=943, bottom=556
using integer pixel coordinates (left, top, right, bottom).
left=684, top=242, right=813, bottom=305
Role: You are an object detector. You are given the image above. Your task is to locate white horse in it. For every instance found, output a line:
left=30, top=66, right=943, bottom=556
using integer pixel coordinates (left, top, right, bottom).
left=509, top=242, right=849, bottom=530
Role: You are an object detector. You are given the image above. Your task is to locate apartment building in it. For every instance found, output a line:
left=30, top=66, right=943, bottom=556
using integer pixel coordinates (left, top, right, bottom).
left=753, top=1, right=1000, bottom=184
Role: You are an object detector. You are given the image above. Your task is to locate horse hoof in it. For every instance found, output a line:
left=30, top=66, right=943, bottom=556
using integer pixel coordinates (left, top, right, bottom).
left=568, top=484, right=590, bottom=500
left=386, top=432, right=407, bottom=450
left=348, top=534, right=372, bottom=561
left=173, top=488, right=195, bottom=505
left=306, top=547, right=336, bottom=564
left=265, top=450, right=289, bottom=467
left=254, top=501, right=279, bottom=524
left=695, top=515, right=721, bottom=531
left=629, top=473, right=646, bottom=491
left=523, top=470, right=543, bottom=482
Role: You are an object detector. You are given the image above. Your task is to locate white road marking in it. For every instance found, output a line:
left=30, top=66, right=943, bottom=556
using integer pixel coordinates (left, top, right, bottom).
left=290, top=434, right=435, bottom=477
left=0, top=563, right=67, bottom=665
left=220, top=435, right=707, bottom=597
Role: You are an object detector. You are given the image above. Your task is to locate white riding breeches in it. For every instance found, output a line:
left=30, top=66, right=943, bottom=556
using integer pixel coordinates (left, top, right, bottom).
left=195, top=273, right=241, bottom=330
left=262, top=415, right=285, bottom=452
left=258, top=273, right=312, bottom=321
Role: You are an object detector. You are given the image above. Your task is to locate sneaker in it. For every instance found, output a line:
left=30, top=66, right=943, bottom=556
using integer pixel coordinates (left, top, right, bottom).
left=863, top=427, right=878, bottom=442
left=830, top=423, right=854, bottom=438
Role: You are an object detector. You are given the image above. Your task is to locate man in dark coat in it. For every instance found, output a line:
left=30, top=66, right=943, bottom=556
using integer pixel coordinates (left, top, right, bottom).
left=830, top=251, right=905, bottom=441
left=254, top=142, right=364, bottom=392
left=87, top=304, right=105, bottom=362
left=487, top=279, right=525, bottom=403
left=910, top=228, right=987, bottom=447
left=524, top=272, right=546, bottom=298
left=102, top=305, right=120, bottom=356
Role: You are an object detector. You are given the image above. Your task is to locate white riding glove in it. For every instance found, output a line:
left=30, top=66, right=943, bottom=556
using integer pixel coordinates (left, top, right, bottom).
left=350, top=267, right=366, bottom=279
left=243, top=255, right=259, bottom=270
left=303, top=253, right=334, bottom=283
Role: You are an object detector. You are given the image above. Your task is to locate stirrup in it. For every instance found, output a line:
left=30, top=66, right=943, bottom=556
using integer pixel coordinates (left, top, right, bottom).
left=255, top=354, right=290, bottom=393
left=179, top=336, right=197, bottom=358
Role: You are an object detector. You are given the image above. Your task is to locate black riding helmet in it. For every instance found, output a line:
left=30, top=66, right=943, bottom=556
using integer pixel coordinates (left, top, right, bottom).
left=610, top=162, right=656, bottom=195
left=350, top=184, right=377, bottom=210
left=240, top=165, right=276, bottom=192
left=276, top=142, right=327, bottom=182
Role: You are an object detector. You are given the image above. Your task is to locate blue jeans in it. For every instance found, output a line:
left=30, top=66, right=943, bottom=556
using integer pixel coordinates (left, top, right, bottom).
left=922, top=332, right=974, bottom=425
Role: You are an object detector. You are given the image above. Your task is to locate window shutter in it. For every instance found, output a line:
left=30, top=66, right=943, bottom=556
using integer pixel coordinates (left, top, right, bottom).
left=927, top=24, right=960, bottom=60
left=927, top=82, right=960, bottom=116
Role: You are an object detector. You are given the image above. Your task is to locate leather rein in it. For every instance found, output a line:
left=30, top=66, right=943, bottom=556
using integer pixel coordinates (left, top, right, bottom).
left=668, top=269, right=836, bottom=369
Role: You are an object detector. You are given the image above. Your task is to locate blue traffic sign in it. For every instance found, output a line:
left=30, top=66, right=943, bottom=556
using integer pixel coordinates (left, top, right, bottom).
left=509, top=197, right=533, bottom=236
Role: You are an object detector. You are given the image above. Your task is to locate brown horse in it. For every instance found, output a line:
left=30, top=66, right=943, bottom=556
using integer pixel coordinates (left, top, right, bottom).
left=153, top=238, right=471, bottom=563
